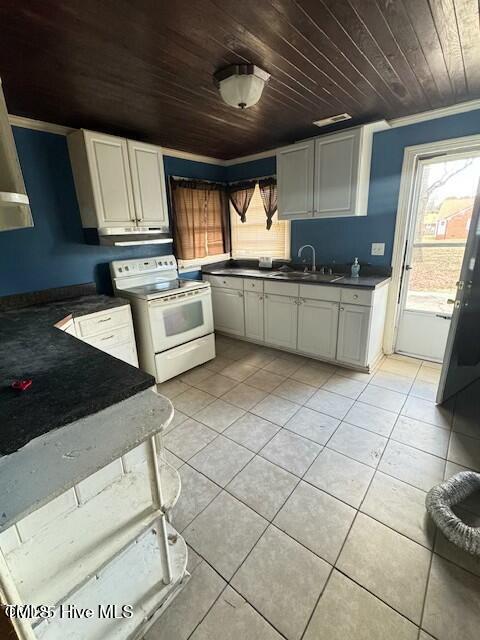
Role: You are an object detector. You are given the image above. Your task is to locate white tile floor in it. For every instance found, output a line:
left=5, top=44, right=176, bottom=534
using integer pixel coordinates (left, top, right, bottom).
left=146, top=335, right=480, bottom=640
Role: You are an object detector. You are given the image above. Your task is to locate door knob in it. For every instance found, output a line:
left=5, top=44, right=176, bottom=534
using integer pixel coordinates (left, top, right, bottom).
left=447, top=299, right=455, bottom=305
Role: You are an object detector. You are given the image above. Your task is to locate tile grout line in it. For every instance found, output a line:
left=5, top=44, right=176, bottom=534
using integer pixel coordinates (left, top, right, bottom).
left=162, top=342, right=469, bottom=639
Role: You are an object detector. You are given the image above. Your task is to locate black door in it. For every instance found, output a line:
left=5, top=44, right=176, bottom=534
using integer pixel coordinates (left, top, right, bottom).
left=437, top=179, right=480, bottom=403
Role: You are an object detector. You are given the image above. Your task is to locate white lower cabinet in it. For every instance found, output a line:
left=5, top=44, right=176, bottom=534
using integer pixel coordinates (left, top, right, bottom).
left=264, top=293, right=298, bottom=350
left=62, top=305, right=139, bottom=367
left=244, top=291, right=264, bottom=341
left=336, top=303, right=369, bottom=367
left=211, top=287, right=245, bottom=337
left=204, top=274, right=389, bottom=371
left=297, top=298, right=339, bottom=360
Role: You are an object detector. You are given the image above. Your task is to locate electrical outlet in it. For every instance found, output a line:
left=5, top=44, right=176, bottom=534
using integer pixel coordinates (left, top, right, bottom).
left=371, top=243, right=385, bottom=256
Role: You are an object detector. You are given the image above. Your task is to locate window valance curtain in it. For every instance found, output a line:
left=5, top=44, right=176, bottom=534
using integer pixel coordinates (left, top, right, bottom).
left=228, top=176, right=277, bottom=229
left=170, top=178, right=230, bottom=260
left=259, top=177, right=278, bottom=230
left=228, top=180, right=257, bottom=223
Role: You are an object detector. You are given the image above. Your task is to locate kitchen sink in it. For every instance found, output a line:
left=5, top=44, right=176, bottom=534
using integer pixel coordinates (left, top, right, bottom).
left=208, top=268, right=344, bottom=283
left=267, top=271, right=312, bottom=279
left=268, top=270, right=344, bottom=283
left=302, top=273, right=344, bottom=283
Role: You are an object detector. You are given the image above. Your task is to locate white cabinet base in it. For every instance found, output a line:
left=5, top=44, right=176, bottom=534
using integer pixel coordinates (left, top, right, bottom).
left=206, top=274, right=389, bottom=373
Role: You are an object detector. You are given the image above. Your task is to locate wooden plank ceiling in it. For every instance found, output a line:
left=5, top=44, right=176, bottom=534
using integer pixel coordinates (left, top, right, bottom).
left=0, top=0, right=479, bottom=159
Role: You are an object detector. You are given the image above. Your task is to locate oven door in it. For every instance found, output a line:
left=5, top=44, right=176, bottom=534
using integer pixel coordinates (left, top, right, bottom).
left=148, top=287, right=213, bottom=352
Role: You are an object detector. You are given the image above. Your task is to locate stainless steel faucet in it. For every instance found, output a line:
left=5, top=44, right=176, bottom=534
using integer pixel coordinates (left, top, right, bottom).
left=297, top=244, right=316, bottom=272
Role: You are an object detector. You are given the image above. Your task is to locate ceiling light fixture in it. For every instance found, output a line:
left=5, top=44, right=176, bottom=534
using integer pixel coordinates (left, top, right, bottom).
left=313, top=113, right=352, bottom=128
left=214, top=64, right=270, bottom=109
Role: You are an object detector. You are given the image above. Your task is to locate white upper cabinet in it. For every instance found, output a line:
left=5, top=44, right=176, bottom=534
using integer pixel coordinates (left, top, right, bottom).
left=314, top=129, right=360, bottom=217
left=277, top=140, right=314, bottom=219
left=69, top=131, right=135, bottom=228
left=277, top=122, right=388, bottom=220
left=68, top=130, right=169, bottom=231
left=127, top=140, right=169, bottom=230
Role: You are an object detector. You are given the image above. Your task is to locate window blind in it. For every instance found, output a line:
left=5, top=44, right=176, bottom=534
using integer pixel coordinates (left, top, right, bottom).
left=230, top=185, right=290, bottom=259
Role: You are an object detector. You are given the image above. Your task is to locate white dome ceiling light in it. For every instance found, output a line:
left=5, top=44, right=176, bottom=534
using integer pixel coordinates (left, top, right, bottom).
left=214, top=64, right=271, bottom=109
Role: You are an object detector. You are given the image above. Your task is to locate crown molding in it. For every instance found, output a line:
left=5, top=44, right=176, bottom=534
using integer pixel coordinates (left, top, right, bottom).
left=8, top=97, right=480, bottom=166
left=388, top=98, right=480, bottom=129
left=160, top=146, right=226, bottom=166
left=8, top=114, right=75, bottom=136
left=223, top=148, right=279, bottom=166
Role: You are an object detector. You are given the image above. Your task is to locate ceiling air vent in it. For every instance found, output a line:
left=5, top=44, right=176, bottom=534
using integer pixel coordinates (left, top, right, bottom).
left=313, top=113, right=352, bottom=128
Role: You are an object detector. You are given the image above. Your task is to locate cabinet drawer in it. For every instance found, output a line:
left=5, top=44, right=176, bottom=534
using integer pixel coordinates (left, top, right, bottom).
left=264, top=280, right=299, bottom=297
left=82, top=324, right=133, bottom=349
left=203, top=274, right=244, bottom=290
left=299, top=284, right=340, bottom=303
left=75, top=306, right=131, bottom=337
left=340, top=288, right=373, bottom=306
left=244, top=278, right=264, bottom=292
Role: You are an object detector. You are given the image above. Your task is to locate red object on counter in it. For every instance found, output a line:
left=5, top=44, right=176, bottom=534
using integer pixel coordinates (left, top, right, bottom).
left=11, top=379, right=33, bottom=391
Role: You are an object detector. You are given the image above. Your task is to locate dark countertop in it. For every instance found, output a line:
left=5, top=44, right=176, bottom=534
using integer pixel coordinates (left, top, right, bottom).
left=202, top=266, right=390, bottom=290
left=0, top=295, right=155, bottom=455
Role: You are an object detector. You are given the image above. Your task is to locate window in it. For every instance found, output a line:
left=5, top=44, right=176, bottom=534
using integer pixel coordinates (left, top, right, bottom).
left=230, top=185, right=290, bottom=259
left=171, top=179, right=230, bottom=264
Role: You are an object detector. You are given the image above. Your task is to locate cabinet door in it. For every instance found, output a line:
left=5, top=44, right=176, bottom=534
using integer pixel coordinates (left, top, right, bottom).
left=264, top=294, right=298, bottom=349
left=108, top=341, right=139, bottom=367
left=245, top=291, right=264, bottom=342
left=211, top=287, right=245, bottom=337
left=314, top=129, right=360, bottom=218
left=297, top=298, right=339, bottom=360
left=127, top=140, right=169, bottom=229
left=84, top=131, right=135, bottom=227
left=277, top=141, right=314, bottom=219
left=336, top=303, right=370, bottom=367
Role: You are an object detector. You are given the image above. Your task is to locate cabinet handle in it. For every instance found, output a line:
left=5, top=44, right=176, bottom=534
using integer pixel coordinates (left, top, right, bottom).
left=238, top=291, right=244, bottom=297
left=264, top=294, right=269, bottom=299
left=259, top=296, right=263, bottom=301
left=101, top=334, right=115, bottom=341
left=340, top=307, right=344, bottom=311
left=99, top=317, right=112, bottom=323
left=353, top=294, right=358, bottom=299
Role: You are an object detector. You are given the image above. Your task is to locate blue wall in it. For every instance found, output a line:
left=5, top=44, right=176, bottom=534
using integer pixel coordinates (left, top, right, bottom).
left=228, top=109, right=480, bottom=267
left=0, top=128, right=227, bottom=296
left=2, top=108, right=480, bottom=296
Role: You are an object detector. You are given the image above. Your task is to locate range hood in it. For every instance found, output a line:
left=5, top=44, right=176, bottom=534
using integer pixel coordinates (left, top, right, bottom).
left=0, top=78, right=33, bottom=231
left=97, top=226, right=173, bottom=247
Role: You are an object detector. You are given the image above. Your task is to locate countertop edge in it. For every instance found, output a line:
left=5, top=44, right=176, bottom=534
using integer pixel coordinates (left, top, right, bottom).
left=202, top=268, right=391, bottom=290
left=0, top=388, right=173, bottom=532
left=1, top=294, right=156, bottom=454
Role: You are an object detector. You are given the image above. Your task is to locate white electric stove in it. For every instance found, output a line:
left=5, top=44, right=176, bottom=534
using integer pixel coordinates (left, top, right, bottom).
left=110, top=255, right=215, bottom=382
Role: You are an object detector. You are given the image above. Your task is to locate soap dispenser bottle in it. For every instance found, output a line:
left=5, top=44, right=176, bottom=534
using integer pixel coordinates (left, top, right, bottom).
left=351, top=257, right=360, bottom=278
